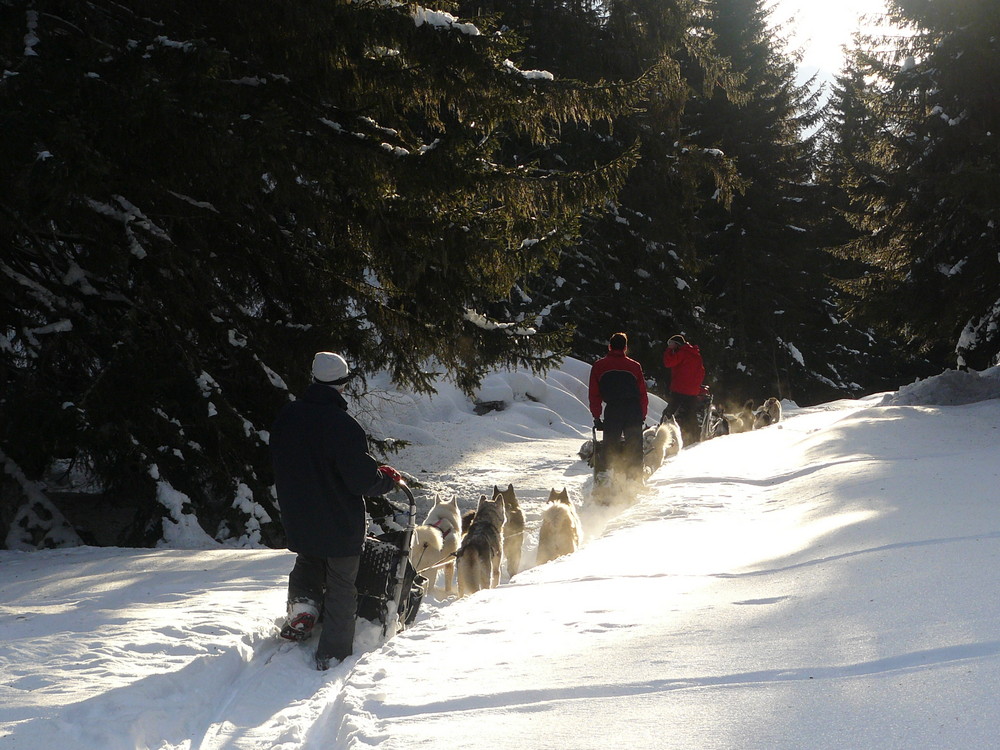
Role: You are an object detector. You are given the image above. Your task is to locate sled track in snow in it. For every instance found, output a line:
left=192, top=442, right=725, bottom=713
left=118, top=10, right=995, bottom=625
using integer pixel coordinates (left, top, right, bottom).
left=192, top=634, right=342, bottom=750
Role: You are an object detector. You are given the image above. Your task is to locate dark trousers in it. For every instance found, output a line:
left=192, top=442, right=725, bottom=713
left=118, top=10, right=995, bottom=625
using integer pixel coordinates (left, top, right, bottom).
left=603, top=402, right=643, bottom=481
left=288, top=553, right=361, bottom=662
left=662, top=392, right=700, bottom=445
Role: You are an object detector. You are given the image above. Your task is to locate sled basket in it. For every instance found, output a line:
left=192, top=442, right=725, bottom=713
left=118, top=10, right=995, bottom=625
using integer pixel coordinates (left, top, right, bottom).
left=355, top=480, right=426, bottom=632
left=356, top=531, right=425, bottom=627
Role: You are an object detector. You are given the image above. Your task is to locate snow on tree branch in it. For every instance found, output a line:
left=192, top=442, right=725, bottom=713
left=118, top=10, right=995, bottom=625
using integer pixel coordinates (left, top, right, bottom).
left=464, top=310, right=537, bottom=335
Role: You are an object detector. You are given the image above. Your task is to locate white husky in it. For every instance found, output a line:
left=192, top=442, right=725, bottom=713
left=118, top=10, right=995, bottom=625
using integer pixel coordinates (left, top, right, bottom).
left=412, top=495, right=462, bottom=595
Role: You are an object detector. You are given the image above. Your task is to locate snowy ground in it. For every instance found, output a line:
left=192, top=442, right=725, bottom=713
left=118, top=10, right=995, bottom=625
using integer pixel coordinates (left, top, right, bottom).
left=3, top=360, right=1000, bottom=749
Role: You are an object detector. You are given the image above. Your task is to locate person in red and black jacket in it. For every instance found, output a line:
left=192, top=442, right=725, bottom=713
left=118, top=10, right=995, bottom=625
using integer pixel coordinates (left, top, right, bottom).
left=661, top=334, right=705, bottom=443
left=588, top=332, right=648, bottom=481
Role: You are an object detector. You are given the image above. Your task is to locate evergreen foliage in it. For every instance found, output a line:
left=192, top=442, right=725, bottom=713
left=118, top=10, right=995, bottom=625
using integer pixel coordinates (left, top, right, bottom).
left=2, top=0, right=974, bottom=550
left=0, top=0, right=641, bottom=547
left=824, top=0, right=1000, bottom=369
left=679, top=0, right=901, bottom=408
left=470, top=0, right=744, bottom=387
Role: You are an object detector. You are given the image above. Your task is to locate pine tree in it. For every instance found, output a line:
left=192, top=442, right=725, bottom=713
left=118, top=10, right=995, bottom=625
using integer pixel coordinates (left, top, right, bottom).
left=467, top=0, right=743, bottom=382
left=0, top=0, right=643, bottom=547
left=680, top=0, right=894, bottom=407
left=826, top=0, right=1000, bottom=370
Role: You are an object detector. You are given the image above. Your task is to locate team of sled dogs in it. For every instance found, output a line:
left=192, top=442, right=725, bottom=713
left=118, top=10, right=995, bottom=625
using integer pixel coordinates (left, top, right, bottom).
left=411, top=397, right=781, bottom=598
left=727, top=397, right=783, bottom=433
left=581, top=397, right=782, bottom=469
left=409, top=483, right=582, bottom=598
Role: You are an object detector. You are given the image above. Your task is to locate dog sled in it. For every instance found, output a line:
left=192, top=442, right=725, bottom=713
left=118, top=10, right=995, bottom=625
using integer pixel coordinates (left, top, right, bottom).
left=589, top=424, right=644, bottom=505
left=694, top=385, right=729, bottom=443
left=356, top=479, right=427, bottom=635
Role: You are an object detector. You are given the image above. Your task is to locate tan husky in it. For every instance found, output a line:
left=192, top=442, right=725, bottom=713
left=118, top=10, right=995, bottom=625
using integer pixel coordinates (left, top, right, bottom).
left=536, top=488, right=582, bottom=566
left=493, top=483, right=525, bottom=577
left=724, top=400, right=755, bottom=434
left=456, top=493, right=506, bottom=596
left=642, top=416, right=683, bottom=476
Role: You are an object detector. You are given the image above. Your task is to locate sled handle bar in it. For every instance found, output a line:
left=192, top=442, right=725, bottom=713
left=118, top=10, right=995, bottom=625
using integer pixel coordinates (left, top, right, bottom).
left=390, top=479, right=417, bottom=631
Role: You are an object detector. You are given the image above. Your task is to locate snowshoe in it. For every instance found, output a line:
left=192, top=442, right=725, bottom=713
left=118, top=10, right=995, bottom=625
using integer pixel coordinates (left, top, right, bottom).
left=279, top=600, right=319, bottom=642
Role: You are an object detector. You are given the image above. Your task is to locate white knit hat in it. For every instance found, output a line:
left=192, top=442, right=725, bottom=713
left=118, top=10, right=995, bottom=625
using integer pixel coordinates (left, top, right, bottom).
left=312, top=352, right=351, bottom=384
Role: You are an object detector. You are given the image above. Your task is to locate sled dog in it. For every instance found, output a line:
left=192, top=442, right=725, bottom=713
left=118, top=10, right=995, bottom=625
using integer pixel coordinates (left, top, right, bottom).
left=417, top=494, right=462, bottom=595
left=493, top=484, right=525, bottom=577
left=642, top=416, right=683, bottom=476
left=536, top=488, right=582, bottom=566
left=723, top=400, right=755, bottom=434
left=578, top=438, right=596, bottom=466
left=456, top=493, right=506, bottom=596
left=410, top=523, right=444, bottom=578
left=461, top=509, right=477, bottom=536
left=753, top=397, right=782, bottom=429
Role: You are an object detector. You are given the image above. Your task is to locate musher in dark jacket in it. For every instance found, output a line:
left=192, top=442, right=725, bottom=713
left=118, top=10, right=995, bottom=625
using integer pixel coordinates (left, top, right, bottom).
left=270, top=352, right=402, bottom=670
left=588, top=332, right=649, bottom=482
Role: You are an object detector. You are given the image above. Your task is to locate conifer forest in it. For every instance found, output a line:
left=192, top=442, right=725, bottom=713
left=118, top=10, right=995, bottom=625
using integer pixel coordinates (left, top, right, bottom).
left=2, top=0, right=998, bottom=548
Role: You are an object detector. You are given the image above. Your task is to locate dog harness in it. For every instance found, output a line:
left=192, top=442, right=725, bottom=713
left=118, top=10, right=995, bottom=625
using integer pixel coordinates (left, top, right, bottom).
left=429, top=519, right=454, bottom=539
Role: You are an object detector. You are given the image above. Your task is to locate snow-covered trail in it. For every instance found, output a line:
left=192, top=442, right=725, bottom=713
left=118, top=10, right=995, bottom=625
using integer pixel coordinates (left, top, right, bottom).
left=9, top=372, right=1000, bottom=750
left=329, top=394, right=1000, bottom=750
left=328, top=400, right=882, bottom=749
left=1, top=400, right=840, bottom=750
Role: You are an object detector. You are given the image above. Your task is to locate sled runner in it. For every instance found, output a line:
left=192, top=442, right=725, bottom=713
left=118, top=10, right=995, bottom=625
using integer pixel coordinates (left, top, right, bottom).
left=591, top=424, right=609, bottom=483
left=356, top=479, right=426, bottom=635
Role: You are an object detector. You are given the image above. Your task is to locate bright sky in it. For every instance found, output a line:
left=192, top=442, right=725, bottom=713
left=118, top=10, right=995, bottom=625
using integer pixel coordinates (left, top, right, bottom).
left=770, top=0, right=889, bottom=80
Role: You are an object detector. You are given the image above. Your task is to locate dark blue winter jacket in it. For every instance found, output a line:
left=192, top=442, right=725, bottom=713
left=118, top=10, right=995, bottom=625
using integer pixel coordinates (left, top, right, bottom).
left=270, top=383, right=394, bottom=558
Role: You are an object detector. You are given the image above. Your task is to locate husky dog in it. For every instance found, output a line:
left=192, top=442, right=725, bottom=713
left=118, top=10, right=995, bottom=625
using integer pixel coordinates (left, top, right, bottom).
left=578, top=439, right=596, bottom=466
left=493, top=483, right=525, bottom=577
left=410, top=524, right=444, bottom=575
left=415, top=495, right=462, bottom=595
left=456, top=493, right=506, bottom=596
left=536, top=488, right=582, bottom=566
left=753, top=397, right=782, bottom=429
left=722, top=400, right=755, bottom=434
left=642, top=416, right=683, bottom=476
left=460, top=509, right=477, bottom=536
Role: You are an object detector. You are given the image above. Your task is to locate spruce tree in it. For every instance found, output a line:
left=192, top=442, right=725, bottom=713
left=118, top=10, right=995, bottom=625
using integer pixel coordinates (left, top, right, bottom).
left=0, top=0, right=643, bottom=547
left=468, top=0, right=743, bottom=383
left=826, top=0, right=1000, bottom=370
left=680, top=0, right=897, bottom=407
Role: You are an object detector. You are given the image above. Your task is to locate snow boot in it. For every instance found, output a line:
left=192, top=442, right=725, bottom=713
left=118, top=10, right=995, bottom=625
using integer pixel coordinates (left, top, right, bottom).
left=280, top=599, right=319, bottom=642
left=315, top=653, right=342, bottom=671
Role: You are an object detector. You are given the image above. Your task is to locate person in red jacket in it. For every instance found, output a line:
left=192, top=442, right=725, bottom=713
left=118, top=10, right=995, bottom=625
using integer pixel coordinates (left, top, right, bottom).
left=589, top=332, right=648, bottom=481
left=661, top=334, right=705, bottom=444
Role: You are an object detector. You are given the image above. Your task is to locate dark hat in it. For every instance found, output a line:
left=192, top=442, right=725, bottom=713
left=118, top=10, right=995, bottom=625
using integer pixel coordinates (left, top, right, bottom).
left=668, top=334, right=686, bottom=346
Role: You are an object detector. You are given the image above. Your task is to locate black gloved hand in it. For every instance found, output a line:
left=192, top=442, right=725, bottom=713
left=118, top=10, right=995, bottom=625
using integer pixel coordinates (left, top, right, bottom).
left=593, top=418, right=604, bottom=431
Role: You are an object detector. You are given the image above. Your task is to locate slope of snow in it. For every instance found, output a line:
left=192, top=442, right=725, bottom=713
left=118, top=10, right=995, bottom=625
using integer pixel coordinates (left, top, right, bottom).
left=2, top=363, right=999, bottom=749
